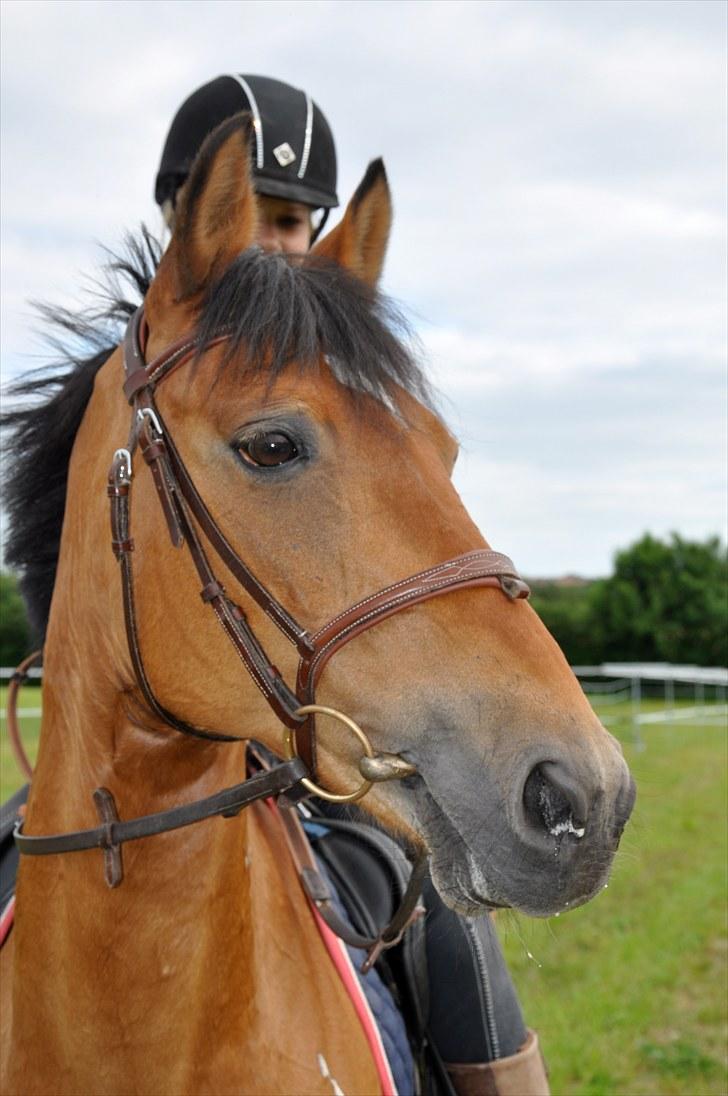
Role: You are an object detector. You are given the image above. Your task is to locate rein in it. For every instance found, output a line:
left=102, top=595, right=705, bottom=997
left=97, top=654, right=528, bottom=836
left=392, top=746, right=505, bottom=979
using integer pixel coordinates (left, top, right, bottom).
left=13, top=304, right=530, bottom=943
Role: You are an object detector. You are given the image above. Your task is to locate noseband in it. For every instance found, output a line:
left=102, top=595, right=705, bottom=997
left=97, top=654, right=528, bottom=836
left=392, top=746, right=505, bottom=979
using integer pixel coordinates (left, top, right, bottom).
left=114, top=307, right=529, bottom=796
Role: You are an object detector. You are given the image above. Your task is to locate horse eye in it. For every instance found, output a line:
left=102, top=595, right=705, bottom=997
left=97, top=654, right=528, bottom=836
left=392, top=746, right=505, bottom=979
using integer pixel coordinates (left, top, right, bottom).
left=238, top=431, right=299, bottom=468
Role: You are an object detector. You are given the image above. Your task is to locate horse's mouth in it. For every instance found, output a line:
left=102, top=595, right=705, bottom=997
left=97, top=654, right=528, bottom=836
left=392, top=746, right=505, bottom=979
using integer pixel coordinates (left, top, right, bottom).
left=401, top=772, right=512, bottom=915
left=400, top=767, right=614, bottom=918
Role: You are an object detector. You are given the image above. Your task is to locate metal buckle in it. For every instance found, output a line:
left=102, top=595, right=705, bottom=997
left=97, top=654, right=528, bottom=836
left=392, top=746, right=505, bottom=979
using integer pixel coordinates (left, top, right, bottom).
left=283, top=705, right=375, bottom=803
left=136, top=407, right=163, bottom=437
left=112, top=448, right=133, bottom=485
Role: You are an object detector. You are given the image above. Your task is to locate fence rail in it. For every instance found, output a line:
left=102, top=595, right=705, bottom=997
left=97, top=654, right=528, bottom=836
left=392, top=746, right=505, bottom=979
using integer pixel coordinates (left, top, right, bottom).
left=573, top=662, right=728, bottom=745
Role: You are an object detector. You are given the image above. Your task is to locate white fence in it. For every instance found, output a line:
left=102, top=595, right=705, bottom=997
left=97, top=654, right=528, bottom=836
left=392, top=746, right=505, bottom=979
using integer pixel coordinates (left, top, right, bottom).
left=572, top=663, right=728, bottom=746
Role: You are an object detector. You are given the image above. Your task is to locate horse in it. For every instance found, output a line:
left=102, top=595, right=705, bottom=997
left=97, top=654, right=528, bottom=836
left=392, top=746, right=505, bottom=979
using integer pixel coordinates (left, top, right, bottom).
left=0, top=114, right=635, bottom=1096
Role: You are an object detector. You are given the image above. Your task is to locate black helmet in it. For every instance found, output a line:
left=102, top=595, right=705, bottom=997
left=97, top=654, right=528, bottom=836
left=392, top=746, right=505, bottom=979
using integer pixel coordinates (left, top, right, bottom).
left=155, top=74, right=339, bottom=215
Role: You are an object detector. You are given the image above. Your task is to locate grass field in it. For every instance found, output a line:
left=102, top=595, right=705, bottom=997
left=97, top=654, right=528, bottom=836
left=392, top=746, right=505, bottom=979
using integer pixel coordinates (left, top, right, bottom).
left=1, top=687, right=726, bottom=1096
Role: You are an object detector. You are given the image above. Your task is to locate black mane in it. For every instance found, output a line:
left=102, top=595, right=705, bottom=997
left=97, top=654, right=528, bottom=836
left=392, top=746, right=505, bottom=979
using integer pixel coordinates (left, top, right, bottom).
left=196, top=247, right=426, bottom=402
left=2, top=232, right=428, bottom=641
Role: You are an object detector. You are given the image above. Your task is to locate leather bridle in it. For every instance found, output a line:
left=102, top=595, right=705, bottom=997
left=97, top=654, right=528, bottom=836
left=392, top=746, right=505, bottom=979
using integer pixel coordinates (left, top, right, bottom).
left=115, top=306, right=530, bottom=784
left=14, top=303, right=530, bottom=929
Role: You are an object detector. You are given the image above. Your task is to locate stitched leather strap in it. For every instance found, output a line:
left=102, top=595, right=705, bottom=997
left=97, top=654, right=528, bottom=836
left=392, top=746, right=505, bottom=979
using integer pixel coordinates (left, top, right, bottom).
left=115, top=311, right=308, bottom=740
left=154, top=403, right=312, bottom=653
left=294, top=551, right=529, bottom=770
left=298, top=549, right=528, bottom=699
left=109, top=449, right=240, bottom=743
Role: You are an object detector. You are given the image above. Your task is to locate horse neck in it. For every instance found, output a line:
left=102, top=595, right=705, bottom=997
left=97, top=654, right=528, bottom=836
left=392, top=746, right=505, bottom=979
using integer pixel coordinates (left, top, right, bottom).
left=10, top=504, right=271, bottom=1075
left=10, top=618, right=379, bottom=1094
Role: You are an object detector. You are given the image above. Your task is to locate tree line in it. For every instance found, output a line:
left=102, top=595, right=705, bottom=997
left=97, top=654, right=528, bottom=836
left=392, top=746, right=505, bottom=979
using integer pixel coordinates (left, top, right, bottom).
left=1, top=533, right=726, bottom=669
left=528, top=533, right=727, bottom=667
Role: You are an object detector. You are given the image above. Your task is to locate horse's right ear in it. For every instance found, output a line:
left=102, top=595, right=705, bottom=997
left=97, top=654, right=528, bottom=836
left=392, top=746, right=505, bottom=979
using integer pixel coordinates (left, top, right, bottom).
left=148, top=113, right=258, bottom=313
left=312, top=159, right=392, bottom=287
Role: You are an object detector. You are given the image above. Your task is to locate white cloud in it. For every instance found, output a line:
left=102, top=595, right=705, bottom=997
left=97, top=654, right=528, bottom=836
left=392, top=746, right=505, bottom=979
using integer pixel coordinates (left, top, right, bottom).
left=1, top=0, right=725, bottom=576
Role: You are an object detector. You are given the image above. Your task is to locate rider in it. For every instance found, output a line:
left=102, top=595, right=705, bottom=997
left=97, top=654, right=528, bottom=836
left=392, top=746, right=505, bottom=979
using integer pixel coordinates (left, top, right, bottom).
left=154, top=75, right=549, bottom=1096
left=155, top=74, right=338, bottom=252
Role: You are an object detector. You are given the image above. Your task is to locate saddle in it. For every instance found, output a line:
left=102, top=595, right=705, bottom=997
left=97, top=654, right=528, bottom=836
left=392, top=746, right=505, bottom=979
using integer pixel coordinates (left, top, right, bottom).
left=0, top=785, right=547, bottom=1096
left=304, top=802, right=547, bottom=1095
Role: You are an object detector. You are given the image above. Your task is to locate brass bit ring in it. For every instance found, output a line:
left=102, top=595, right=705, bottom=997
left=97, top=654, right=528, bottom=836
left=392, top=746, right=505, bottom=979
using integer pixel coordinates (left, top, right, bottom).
left=284, top=705, right=375, bottom=803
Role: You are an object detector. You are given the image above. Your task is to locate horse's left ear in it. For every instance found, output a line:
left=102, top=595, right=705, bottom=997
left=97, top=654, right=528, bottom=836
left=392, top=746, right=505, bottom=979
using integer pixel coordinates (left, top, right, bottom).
left=312, top=159, right=392, bottom=287
left=148, top=113, right=258, bottom=312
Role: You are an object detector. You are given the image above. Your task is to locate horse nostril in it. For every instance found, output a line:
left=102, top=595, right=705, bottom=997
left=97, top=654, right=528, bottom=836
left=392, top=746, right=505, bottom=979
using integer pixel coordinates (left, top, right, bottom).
left=522, top=761, right=589, bottom=838
left=612, top=774, right=637, bottom=840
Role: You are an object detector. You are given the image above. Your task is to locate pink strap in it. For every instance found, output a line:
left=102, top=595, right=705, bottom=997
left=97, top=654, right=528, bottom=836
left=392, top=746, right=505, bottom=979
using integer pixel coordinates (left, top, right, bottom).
left=311, top=906, right=398, bottom=1096
left=264, top=798, right=397, bottom=1094
left=0, top=896, right=15, bottom=949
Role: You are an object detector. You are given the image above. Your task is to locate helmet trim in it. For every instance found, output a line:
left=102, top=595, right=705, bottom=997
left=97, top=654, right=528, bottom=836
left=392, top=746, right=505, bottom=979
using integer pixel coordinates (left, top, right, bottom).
left=228, top=73, right=264, bottom=169
left=298, top=93, right=313, bottom=180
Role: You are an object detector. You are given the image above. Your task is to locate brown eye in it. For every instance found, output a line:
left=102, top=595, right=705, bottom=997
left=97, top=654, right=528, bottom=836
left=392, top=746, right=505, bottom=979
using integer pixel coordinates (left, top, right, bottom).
left=239, top=431, right=299, bottom=467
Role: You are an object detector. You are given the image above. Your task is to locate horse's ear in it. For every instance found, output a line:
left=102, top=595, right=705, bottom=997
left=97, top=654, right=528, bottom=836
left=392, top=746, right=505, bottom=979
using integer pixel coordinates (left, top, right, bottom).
left=149, top=113, right=258, bottom=308
left=312, top=159, right=392, bottom=287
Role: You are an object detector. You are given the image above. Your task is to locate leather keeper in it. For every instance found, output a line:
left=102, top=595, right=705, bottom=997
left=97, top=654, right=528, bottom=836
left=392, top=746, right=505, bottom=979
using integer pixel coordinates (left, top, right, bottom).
left=123, top=368, right=152, bottom=403
left=140, top=439, right=168, bottom=464
left=200, top=580, right=225, bottom=603
left=112, top=538, right=134, bottom=557
left=93, top=788, right=124, bottom=889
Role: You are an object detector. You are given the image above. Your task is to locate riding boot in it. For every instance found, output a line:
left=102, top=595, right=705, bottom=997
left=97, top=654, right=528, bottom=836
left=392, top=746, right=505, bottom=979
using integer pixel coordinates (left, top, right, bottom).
left=444, top=1030, right=549, bottom=1096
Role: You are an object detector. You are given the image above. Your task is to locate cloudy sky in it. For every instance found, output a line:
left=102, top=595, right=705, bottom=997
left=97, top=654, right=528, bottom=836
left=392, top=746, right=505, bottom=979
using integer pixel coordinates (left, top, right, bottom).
left=1, top=0, right=725, bottom=576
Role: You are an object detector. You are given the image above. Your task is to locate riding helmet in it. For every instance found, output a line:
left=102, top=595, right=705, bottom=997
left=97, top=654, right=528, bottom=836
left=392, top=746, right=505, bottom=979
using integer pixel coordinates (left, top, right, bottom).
left=155, top=75, right=339, bottom=220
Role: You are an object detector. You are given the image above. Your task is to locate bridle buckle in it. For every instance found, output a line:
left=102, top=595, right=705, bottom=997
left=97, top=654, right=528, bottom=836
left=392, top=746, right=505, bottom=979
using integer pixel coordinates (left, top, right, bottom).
left=136, top=406, right=163, bottom=437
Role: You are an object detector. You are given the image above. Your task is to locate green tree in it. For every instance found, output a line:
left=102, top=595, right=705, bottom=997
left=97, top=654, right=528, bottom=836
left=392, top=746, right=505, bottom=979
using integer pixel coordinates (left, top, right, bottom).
left=589, top=534, right=728, bottom=666
left=529, top=582, right=596, bottom=665
left=0, top=571, right=31, bottom=667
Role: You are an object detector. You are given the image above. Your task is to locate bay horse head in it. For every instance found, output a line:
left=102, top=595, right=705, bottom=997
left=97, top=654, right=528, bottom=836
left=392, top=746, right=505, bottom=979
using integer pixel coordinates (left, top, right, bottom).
left=6, top=115, right=635, bottom=922
left=95, top=113, right=631, bottom=918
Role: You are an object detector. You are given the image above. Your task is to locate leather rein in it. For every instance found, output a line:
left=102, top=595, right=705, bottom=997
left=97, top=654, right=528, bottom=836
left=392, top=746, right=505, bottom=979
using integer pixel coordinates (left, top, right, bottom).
left=13, top=305, right=529, bottom=957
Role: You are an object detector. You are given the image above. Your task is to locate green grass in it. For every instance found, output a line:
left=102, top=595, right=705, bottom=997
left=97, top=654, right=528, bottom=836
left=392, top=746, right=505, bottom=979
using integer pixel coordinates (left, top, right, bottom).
left=498, top=703, right=727, bottom=1096
left=0, top=684, right=40, bottom=801
left=1, top=689, right=726, bottom=1094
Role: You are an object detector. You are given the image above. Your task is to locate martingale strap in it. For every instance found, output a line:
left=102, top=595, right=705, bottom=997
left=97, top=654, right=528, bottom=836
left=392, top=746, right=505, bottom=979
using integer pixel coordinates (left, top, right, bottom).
left=113, top=306, right=530, bottom=771
left=281, top=808, right=429, bottom=973
left=14, top=759, right=307, bottom=887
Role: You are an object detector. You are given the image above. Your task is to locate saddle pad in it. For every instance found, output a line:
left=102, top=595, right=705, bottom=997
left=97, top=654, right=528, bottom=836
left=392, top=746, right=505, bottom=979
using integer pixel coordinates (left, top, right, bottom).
left=0, top=785, right=28, bottom=916
left=306, top=828, right=415, bottom=1096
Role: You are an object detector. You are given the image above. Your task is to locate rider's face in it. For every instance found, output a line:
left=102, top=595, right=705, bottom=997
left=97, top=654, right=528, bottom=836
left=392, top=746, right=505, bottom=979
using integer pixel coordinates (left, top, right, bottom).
left=256, top=196, right=312, bottom=254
